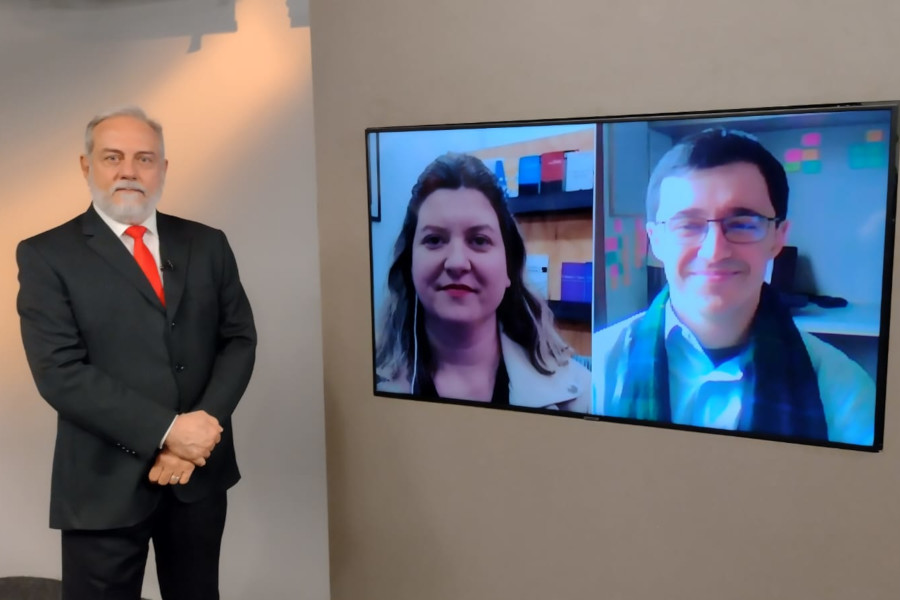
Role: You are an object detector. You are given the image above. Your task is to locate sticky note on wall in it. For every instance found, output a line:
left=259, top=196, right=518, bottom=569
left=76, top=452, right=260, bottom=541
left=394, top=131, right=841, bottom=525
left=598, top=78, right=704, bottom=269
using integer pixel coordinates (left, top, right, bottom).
left=784, top=148, right=803, bottom=162
left=635, top=219, right=648, bottom=268
left=849, top=143, right=888, bottom=169
left=801, top=160, right=821, bottom=174
left=801, top=132, right=821, bottom=147
left=608, top=264, right=620, bottom=291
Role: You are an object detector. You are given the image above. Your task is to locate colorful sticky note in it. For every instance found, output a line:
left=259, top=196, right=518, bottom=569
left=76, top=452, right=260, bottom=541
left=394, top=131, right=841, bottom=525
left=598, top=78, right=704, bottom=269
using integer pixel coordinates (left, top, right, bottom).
left=849, top=145, right=866, bottom=169
left=613, top=218, right=623, bottom=234
left=802, top=149, right=819, bottom=161
left=801, top=160, right=821, bottom=174
left=849, top=143, right=888, bottom=169
left=866, top=144, right=888, bottom=168
left=868, top=143, right=886, bottom=156
left=605, top=251, right=619, bottom=266
left=635, top=219, right=648, bottom=267
left=867, top=129, right=884, bottom=143
left=605, top=237, right=618, bottom=252
left=801, top=132, right=821, bottom=147
left=784, top=148, right=803, bottom=162
left=784, top=162, right=801, bottom=173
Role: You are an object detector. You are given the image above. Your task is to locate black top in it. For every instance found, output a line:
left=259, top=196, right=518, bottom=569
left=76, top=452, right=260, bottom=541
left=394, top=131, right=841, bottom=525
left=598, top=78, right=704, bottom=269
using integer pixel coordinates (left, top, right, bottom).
left=420, top=359, right=510, bottom=405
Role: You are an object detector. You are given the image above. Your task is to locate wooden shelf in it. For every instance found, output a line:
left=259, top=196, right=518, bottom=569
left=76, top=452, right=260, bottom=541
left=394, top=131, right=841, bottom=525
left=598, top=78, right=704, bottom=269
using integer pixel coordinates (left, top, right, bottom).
left=508, top=189, right=594, bottom=215
left=548, top=300, right=592, bottom=324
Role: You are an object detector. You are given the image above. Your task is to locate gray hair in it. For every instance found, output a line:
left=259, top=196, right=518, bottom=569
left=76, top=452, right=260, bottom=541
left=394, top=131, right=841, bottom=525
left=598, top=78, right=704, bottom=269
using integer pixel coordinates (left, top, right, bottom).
left=84, top=106, right=165, bottom=157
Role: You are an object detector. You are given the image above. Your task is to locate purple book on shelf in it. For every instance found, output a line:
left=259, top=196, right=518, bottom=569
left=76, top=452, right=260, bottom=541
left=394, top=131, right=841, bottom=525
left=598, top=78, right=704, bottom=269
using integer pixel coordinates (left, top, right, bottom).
left=582, top=262, right=593, bottom=303
left=561, top=261, right=592, bottom=303
left=560, top=262, right=581, bottom=302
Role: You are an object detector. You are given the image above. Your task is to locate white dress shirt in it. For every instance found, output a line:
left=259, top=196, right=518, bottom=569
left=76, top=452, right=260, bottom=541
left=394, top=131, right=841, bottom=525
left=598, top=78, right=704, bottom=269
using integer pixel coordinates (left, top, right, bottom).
left=92, top=203, right=163, bottom=285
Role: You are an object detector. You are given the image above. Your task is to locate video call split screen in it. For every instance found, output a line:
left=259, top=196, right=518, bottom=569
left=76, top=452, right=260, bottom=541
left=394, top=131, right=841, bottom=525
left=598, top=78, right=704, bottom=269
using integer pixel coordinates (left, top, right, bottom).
left=366, top=103, right=898, bottom=452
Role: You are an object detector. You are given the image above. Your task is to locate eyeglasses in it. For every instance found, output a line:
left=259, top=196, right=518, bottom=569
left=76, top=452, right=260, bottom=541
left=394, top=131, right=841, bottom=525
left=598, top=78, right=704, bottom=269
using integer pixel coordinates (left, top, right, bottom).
left=654, top=214, right=783, bottom=244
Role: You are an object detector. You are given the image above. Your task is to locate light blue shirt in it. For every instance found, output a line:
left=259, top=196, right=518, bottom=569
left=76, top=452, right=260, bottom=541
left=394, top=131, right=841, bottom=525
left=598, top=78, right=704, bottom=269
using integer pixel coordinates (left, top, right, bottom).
left=663, top=303, right=751, bottom=430
left=592, top=305, right=877, bottom=446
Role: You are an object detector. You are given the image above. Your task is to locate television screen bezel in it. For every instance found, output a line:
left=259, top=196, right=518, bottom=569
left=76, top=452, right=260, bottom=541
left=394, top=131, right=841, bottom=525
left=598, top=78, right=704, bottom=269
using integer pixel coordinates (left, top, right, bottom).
left=365, top=100, right=898, bottom=453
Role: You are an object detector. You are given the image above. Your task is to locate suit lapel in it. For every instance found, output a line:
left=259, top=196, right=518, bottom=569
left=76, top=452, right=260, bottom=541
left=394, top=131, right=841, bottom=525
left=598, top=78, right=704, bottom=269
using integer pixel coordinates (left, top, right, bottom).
left=157, top=212, right=190, bottom=319
left=81, top=206, right=166, bottom=311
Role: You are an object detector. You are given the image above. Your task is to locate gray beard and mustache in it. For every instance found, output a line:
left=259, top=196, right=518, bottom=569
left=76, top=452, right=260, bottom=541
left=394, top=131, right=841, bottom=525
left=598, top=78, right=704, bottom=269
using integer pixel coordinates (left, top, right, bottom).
left=89, top=174, right=163, bottom=225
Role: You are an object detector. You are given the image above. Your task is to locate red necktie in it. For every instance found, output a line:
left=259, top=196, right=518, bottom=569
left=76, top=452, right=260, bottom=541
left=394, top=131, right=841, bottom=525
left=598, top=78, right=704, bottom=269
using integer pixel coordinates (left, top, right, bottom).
left=124, top=225, right=165, bottom=306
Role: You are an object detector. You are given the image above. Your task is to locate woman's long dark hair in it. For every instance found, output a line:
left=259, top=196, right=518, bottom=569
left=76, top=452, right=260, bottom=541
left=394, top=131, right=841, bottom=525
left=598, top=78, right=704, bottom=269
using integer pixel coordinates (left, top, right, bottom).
left=375, top=152, right=572, bottom=389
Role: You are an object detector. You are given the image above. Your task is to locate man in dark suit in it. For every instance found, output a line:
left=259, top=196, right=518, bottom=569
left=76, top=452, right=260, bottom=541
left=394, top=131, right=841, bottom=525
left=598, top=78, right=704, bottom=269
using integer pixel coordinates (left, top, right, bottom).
left=16, top=106, right=257, bottom=599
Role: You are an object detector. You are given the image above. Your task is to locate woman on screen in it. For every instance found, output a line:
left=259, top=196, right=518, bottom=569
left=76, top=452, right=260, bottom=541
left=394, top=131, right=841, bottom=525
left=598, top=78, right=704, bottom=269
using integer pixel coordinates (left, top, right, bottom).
left=375, top=152, right=590, bottom=411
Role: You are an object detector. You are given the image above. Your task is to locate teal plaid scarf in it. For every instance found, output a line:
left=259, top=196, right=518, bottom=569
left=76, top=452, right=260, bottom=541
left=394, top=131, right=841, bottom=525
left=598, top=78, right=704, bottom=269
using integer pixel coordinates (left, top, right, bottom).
left=620, top=284, right=827, bottom=440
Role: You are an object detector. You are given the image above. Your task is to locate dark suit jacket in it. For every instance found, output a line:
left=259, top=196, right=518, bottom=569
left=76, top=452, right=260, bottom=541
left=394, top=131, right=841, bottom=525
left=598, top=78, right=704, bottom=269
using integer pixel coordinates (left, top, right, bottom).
left=16, top=205, right=257, bottom=530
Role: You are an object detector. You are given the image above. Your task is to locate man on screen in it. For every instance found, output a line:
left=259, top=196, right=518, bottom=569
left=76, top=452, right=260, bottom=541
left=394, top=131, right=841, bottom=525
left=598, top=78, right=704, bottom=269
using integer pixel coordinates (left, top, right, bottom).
left=592, top=128, right=875, bottom=445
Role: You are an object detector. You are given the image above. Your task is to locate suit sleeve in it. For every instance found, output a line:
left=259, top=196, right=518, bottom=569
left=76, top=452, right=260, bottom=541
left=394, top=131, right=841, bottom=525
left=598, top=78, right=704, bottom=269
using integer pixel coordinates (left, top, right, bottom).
left=193, top=231, right=257, bottom=421
left=16, top=240, right=176, bottom=458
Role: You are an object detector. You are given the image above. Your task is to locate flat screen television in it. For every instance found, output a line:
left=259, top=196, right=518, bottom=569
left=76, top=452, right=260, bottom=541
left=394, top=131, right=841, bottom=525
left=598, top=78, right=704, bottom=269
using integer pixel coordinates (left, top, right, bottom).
left=366, top=102, right=897, bottom=452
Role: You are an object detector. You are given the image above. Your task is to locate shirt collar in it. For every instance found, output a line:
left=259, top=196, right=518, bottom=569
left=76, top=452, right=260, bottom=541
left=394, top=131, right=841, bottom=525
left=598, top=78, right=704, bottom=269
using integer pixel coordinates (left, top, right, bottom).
left=663, top=300, right=753, bottom=373
left=92, top=203, right=159, bottom=239
left=664, top=299, right=702, bottom=350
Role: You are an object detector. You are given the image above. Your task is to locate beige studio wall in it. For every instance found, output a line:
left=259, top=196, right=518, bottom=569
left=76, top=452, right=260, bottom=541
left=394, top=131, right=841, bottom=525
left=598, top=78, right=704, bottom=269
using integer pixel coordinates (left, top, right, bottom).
left=311, top=1, right=900, bottom=599
left=0, top=1, right=329, bottom=599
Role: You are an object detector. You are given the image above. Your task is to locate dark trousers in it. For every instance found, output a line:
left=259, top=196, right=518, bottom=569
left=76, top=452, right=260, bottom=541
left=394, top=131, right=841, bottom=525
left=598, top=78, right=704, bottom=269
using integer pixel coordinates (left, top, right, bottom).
left=61, top=490, right=227, bottom=600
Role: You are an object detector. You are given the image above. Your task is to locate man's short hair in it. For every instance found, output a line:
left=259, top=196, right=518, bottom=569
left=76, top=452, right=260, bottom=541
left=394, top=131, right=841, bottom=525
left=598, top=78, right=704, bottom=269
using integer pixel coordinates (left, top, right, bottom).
left=645, top=128, right=789, bottom=221
left=84, top=106, right=165, bottom=157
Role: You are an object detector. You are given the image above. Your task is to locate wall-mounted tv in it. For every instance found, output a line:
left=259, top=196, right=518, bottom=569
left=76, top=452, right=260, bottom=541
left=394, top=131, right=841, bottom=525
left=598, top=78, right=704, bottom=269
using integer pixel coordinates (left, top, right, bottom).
left=366, top=102, right=897, bottom=452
